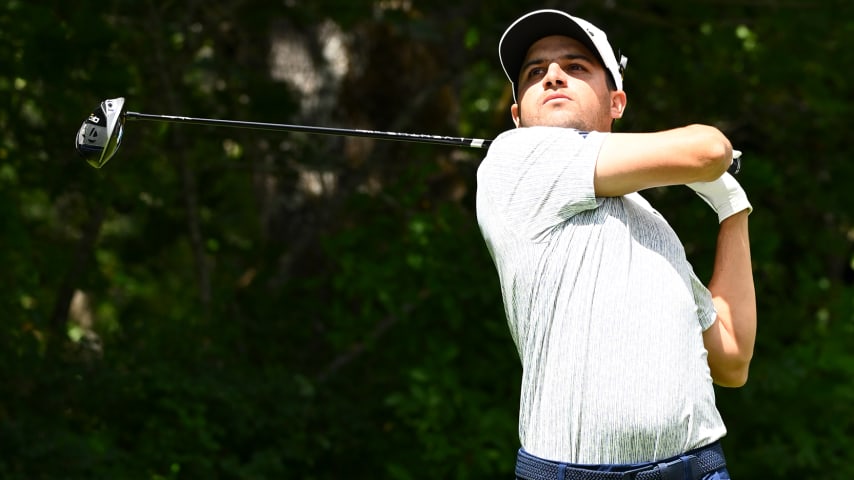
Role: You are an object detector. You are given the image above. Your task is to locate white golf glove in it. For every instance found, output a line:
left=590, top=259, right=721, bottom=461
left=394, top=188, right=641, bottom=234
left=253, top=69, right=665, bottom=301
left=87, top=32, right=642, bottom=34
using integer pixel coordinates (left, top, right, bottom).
left=686, top=152, right=752, bottom=223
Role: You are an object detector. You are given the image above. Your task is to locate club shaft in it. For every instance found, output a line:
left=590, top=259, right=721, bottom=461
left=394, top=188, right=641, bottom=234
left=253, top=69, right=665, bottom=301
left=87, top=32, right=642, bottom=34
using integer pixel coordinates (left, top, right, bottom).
left=124, top=111, right=491, bottom=149
left=123, top=111, right=740, bottom=174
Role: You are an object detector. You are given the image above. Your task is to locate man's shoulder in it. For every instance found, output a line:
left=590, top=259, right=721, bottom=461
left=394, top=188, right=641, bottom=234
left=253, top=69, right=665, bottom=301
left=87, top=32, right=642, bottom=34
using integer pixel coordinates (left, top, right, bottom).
left=482, top=127, right=605, bottom=170
left=491, top=126, right=596, bottom=145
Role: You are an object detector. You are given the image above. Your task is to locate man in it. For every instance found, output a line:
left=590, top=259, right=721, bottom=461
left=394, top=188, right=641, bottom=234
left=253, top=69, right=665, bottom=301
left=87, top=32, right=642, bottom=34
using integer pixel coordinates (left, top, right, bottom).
left=476, top=9, right=756, bottom=480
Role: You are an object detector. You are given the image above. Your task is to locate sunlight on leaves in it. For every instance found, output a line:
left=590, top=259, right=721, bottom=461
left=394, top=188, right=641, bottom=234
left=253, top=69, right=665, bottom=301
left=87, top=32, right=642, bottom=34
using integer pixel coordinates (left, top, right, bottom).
left=736, top=24, right=758, bottom=51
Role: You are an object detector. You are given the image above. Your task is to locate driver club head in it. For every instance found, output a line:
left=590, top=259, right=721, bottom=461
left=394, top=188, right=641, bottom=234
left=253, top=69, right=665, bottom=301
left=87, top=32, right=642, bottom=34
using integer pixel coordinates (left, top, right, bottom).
left=75, top=97, right=126, bottom=168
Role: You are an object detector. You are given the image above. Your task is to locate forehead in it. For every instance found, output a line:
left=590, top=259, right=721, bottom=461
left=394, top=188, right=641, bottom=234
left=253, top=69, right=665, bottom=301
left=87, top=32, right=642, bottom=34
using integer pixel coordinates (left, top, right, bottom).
left=523, top=35, right=596, bottom=62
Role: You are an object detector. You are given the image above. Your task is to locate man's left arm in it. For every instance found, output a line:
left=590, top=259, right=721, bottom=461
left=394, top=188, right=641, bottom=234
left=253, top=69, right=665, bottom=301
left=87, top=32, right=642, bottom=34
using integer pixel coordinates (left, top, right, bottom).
left=702, top=211, right=756, bottom=387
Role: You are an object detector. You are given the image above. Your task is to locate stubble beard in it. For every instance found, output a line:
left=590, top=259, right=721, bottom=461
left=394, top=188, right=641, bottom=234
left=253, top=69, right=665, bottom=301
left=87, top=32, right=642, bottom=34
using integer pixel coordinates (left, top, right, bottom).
left=518, top=112, right=593, bottom=131
left=519, top=107, right=611, bottom=132
left=517, top=95, right=613, bottom=132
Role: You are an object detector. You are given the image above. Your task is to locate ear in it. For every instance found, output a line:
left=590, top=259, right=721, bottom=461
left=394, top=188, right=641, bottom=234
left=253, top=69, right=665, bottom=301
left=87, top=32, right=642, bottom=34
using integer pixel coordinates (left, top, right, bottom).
left=610, top=91, right=627, bottom=119
left=510, top=103, right=521, bottom=128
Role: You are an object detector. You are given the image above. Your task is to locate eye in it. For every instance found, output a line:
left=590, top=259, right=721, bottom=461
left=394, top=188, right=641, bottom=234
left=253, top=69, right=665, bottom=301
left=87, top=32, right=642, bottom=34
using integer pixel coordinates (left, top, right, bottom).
left=526, top=67, right=546, bottom=79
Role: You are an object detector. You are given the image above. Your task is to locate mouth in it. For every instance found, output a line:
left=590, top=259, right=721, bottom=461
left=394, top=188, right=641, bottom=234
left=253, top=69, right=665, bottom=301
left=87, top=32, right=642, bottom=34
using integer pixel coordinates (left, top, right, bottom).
left=543, top=93, right=571, bottom=104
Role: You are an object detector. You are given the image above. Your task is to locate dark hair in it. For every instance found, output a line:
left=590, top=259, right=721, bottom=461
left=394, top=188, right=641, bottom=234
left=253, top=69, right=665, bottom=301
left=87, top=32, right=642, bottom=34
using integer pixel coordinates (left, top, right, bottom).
left=605, top=73, right=617, bottom=92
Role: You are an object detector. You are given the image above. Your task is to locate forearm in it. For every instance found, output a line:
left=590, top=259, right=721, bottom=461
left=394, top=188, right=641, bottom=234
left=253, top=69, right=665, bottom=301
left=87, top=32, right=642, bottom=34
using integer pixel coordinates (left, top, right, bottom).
left=595, top=125, right=732, bottom=197
left=704, top=211, right=757, bottom=386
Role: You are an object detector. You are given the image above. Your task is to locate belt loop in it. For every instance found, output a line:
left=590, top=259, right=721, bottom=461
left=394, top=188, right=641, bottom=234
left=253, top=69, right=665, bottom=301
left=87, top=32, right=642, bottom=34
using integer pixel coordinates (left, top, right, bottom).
left=557, top=464, right=567, bottom=480
left=682, top=455, right=701, bottom=480
left=655, top=458, right=684, bottom=480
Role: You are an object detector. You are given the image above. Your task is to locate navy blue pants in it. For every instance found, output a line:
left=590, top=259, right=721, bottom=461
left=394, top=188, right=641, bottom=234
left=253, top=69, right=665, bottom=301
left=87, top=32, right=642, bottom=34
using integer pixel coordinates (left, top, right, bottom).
left=516, top=465, right=730, bottom=480
left=515, top=443, right=731, bottom=480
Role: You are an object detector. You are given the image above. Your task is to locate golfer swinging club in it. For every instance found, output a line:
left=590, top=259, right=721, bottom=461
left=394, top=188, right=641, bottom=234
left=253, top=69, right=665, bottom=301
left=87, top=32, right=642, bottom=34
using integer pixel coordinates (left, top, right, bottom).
left=476, top=10, right=756, bottom=480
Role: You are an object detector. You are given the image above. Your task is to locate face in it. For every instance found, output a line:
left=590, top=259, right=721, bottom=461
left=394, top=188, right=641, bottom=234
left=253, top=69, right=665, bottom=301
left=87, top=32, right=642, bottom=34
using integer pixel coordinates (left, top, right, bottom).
left=511, top=35, right=626, bottom=132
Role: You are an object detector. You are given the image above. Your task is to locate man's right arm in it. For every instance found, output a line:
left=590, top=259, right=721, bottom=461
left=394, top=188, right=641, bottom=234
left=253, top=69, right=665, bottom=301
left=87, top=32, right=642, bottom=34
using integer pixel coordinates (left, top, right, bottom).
left=594, top=124, right=733, bottom=197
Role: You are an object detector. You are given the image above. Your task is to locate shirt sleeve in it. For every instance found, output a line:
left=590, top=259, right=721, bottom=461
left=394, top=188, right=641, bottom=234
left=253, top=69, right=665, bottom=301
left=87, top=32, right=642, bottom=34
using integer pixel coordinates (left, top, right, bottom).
left=690, top=269, right=718, bottom=330
left=477, top=127, right=607, bottom=241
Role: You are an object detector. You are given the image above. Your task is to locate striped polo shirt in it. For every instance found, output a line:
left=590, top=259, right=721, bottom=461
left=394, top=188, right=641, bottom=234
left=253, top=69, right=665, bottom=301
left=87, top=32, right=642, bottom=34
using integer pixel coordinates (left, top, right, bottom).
left=475, top=126, right=726, bottom=464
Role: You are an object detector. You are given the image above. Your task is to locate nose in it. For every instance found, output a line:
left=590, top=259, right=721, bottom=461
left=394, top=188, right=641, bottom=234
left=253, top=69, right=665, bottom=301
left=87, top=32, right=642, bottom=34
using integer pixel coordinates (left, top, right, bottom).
left=542, top=62, right=566, bottom=88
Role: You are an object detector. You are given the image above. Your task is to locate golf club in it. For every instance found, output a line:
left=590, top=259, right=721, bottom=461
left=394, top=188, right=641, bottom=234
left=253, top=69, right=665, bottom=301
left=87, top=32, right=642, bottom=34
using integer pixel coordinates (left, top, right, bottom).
left=75, top=97, right=492, bottom=169
left=74, top=97, right=741, bottom=174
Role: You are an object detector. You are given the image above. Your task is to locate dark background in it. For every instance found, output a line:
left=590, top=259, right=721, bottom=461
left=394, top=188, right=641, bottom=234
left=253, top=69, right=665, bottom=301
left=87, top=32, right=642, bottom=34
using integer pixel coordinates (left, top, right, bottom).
left=2, top=0, right=852, bottom=478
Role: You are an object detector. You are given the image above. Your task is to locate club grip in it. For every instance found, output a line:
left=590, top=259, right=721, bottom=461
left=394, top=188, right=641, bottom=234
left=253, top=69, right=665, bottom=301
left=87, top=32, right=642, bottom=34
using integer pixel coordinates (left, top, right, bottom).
left=728, top=156, right=741, bottom=175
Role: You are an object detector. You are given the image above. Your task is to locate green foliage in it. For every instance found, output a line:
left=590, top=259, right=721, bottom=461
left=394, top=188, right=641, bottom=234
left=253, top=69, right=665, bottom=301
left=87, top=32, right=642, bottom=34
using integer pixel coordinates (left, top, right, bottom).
left=1, top=0, right=853, bottom=478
